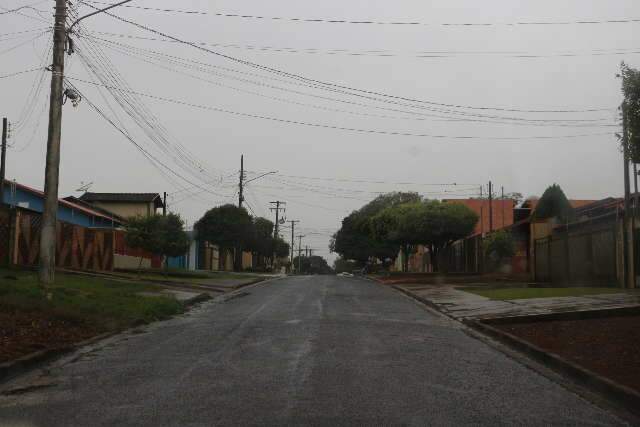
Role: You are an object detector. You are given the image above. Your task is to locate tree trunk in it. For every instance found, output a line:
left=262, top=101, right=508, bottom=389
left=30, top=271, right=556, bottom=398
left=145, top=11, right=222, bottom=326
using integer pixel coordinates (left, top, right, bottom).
left=234, top=246, right=243, bottom=272
left=431, top=245, right=439, bottom=273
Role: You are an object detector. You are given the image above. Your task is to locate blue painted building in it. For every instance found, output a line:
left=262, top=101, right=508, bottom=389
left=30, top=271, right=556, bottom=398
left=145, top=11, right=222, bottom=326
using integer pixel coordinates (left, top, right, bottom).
left=2, top=180, right=123, bottom=228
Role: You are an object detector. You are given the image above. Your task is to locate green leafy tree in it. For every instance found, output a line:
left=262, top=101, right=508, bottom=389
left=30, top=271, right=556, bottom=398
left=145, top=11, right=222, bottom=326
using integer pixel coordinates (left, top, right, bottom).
left=371, top=200, right=478, bottom=272
left=619, top=62, right=640, bottom=162
left=533, top=184, right=574, bottom=223
left=331, top=192, right=421, bottom=266
left=248, top=217, right=274, bottom=267
left=124, top=213, right=189, bottom=271
left=194, top=204, right=253, bottom=271
left=273, top=237, right=290, bottom=259
left=483, top=230, right=516, bottom=270
left=293, top=255, right=333, bottom=275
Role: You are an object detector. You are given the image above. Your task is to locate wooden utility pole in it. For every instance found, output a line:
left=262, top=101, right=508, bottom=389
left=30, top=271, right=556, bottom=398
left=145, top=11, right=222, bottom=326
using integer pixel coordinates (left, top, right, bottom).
left=288, top=219, right=299, bottom=268
left=163, top=192, right=167, bottom=216
left=39, top=0, right=67, bottom=286
left=488, top=181, right=493, bottom=232
left=270, top=201, right=285, bottom=269
left=1, top=118, right=7, bottom=203
left=238, top=154, right=244, bottom=208
left=297, top=235, right=304, bottom=273
left=270, top=201, right=285, bottom=239
left=501, top=186, right=505, bottom=229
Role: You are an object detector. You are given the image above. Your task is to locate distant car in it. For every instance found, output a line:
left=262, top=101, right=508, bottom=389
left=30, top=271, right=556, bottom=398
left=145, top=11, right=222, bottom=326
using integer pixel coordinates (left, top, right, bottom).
left=338, top=272, right=354, bottom=277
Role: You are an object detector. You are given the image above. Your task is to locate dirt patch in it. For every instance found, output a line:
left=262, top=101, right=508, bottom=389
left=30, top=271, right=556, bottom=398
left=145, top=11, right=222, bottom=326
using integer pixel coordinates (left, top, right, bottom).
left=496, top=315, right=640, bottom=392
left=0, top=308, right=100, bottom=364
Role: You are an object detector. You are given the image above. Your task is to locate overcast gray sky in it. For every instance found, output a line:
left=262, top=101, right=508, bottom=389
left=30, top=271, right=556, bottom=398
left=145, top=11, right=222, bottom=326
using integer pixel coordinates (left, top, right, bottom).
left=2, top=0, right=639, bottom=262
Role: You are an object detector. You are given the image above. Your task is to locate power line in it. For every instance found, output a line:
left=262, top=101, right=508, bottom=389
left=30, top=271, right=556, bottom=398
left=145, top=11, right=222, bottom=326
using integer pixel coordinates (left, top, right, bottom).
left=86, top=35, right=614, bottom=128
left=0, top=66, right=43, bottom=79
left=85, top=30, right=640, bottom=60
left=67, top=77, right=614, bottom=143
left=81, top=2, right=640, bottom=27
left=85, top=6, right=612, bottom=114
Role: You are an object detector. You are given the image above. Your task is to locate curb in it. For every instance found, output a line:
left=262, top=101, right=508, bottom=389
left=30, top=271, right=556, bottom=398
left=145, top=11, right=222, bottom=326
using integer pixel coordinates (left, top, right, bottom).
left=467, top=319, right=640, bottom=417
left=0, top=290, right=216, bottom=385
left=0, top=331, right=115, bottom=384
left=386, top=282, right=640, bottom=419
left=390, top=284, right=457, bottom=320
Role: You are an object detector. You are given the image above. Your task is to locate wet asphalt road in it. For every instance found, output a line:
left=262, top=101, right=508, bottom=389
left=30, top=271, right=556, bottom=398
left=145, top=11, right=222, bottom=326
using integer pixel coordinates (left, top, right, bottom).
left=0, top=275, right=626, bottom=426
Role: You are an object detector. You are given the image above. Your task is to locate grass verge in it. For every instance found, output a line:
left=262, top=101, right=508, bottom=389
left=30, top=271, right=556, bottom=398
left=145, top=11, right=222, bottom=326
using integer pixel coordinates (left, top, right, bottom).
left=113, top=268, right=262, bottom=284
left=0, top=268, right=185, bottom=363
left=461, top=286, right=625, bottom=300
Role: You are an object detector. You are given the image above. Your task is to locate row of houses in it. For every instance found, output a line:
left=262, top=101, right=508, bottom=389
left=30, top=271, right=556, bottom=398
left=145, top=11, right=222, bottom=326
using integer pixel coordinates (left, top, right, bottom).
left=0, top=179, right=258, bottom=273
left=395, top=195, right=634, bottom=287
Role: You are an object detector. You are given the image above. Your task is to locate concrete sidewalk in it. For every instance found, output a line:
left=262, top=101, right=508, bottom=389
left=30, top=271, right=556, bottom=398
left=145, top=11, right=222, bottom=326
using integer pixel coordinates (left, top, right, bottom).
left=394, top=284, right=640, bottom=320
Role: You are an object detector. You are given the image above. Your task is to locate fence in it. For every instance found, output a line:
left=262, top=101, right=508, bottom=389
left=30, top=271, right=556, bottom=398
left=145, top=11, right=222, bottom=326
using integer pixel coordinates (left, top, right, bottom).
left=437, top=234, right=482, bottom=273
left=14, top=209, right=115, bottom=271
left=534, top=223, right=618, bottom=285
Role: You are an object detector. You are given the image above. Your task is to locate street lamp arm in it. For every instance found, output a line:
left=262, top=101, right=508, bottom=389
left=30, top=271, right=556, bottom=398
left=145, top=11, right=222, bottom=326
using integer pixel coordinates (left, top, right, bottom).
left=68, top=0, right=135, bottom=33
left=245, top=171, right=278, bottom=185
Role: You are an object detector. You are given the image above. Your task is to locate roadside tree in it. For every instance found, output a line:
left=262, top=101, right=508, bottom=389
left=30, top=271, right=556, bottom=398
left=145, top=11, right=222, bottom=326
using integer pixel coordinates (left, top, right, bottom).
left=195, top=204, right=253, bottom=271
left=371, top=200, right=478, bottom=272
left=331, top=192, right=421, bottom=266
left=124, top=213, right=189, bottom=272
left=533, top=184, right=574, bottom=223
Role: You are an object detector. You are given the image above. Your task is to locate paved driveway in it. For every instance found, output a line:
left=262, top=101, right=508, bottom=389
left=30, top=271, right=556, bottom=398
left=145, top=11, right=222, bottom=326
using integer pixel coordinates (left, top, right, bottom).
left=0, top=276, right=626, bottom=426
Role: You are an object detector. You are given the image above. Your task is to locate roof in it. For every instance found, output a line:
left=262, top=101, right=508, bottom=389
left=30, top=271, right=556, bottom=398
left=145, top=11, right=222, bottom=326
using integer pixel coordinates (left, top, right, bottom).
left=442, top=198, right=516, bottom=235
left=521, top=198, right=597, bottom=211
left=8, top=181, right=121, bottom=222
left=63, top=196, right=127, bottom=222
left=80, top=192, right=164, bottom=207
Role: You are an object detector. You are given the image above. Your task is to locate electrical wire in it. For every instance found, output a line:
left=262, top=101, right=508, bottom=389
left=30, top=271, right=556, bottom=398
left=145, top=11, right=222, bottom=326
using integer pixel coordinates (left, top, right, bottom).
left=86, top=6, right=613, bottom=114
left=66, top=77, right=615, bottom=143
left=85, top=35, right=617, bottom=129
left=80, top=2, right=640, bottom=27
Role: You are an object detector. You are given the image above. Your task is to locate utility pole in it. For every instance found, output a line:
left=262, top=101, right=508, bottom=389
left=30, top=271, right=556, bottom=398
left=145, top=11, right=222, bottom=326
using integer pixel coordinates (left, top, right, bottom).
left=297, top=235, right=304, bottom=273
left=163, top=192, right=167, bottom=216
left=288, top=219, right=299, bottom=268
left=270, top=201, right=285, bottom=269
left=238, top=154, right=244, bottom=208
left=488, top=181, right=493, bottom=232
left=1, top=118, right=7, bottom=204
left=622, top=102, right=633, bottom=288
left=270, top=201, right=285, bottom=239
left=501, top=186, right=505, bottom=229
left=39, top=0, right=68, bottom=286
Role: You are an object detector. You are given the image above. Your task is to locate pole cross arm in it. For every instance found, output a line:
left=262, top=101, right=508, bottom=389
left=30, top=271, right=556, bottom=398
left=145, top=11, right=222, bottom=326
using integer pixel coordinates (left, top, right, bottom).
left=67, top=0, right=135, bottom=34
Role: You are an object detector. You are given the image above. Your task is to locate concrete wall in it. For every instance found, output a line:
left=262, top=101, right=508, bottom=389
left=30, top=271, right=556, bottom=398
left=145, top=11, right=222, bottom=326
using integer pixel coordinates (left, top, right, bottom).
left=114, top=253, right=151, bottom=269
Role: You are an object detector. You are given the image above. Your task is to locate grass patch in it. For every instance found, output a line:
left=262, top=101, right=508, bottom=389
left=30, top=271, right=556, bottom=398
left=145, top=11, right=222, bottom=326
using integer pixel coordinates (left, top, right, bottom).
left=114, top=268, right=262, bottom=283
left=461, top=286, right=625, bottom=300
left=0, top=268, right=184, bottom=331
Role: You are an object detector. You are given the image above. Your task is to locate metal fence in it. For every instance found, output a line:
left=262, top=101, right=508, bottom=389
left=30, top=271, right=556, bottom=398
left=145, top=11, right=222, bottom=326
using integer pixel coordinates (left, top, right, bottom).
left=534, top=224, right=618, bottom=285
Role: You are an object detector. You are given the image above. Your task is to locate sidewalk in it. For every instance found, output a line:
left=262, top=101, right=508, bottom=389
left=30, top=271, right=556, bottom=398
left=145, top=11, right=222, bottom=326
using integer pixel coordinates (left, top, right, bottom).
left=393, top=283, right=640, bottom=320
